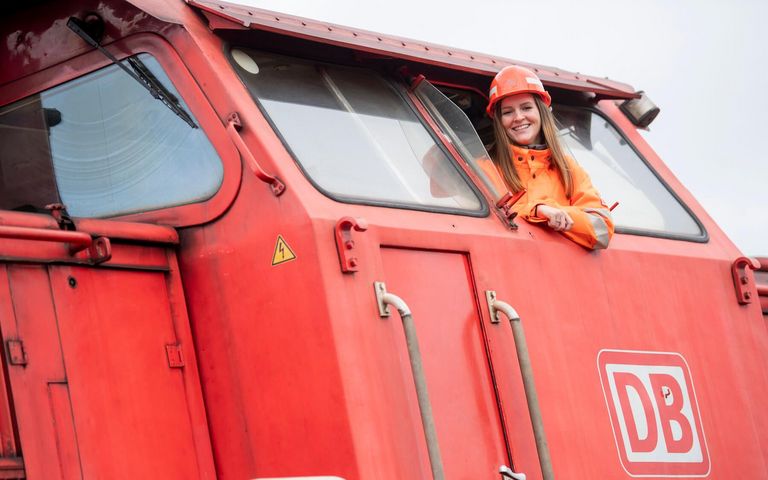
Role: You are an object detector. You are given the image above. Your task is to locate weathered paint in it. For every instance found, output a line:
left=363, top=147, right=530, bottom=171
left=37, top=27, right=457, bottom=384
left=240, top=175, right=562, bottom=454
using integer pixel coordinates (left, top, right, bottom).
left=0, top=1, right=766, bottom=479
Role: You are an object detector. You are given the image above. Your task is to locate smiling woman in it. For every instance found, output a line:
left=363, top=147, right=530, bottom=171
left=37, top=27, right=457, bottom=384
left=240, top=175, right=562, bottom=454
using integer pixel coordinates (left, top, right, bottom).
left=499, top=94, right=542, bottom=146
left=482, top=65, right=614, bottom=249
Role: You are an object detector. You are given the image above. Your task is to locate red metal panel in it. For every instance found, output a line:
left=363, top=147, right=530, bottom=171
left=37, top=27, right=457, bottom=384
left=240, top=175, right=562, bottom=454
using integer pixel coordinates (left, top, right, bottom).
left=0, top=240, right=215, bottom=479
left=0, top=457, right=24, bottom=479
left=380, top=247, right=509, bottom=478
left=596, top=253, right=768, bottom=477
left=47, top=383, right=83, bottom=479
left=0, top=308, right=21, bottom=474
left=0, top=1, right=188, bottom=87
left=0, top=356, right=18, bottom=461
left=48, top=264, right=215, bottom=479
left=3, top=2, right=764, bottom=479
left=178, top=206, right=359, bottom=479
left=0, top=265, right=72, bottom=479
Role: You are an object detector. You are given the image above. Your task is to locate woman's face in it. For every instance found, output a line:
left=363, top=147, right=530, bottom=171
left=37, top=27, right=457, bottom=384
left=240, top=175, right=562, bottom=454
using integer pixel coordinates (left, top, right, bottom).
left=499, top=93, right=543, bottom=146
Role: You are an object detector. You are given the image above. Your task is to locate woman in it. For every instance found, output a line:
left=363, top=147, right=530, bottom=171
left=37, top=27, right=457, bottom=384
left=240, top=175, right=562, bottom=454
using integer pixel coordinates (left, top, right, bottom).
left=481, top=65, right=614, bottom=250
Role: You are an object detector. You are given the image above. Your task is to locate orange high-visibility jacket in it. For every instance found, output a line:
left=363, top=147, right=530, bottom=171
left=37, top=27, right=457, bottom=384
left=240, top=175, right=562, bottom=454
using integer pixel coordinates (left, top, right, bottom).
left=478, top=145, right=614, bottom=249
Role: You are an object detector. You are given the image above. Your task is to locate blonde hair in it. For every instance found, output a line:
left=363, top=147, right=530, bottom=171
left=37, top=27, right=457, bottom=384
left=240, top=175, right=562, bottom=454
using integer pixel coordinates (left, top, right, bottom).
left=491, top=96, right=573, bottom=198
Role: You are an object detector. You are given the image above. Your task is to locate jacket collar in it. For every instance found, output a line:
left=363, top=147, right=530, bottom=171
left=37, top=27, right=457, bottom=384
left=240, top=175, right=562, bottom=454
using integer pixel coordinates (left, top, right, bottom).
left=509, top=144, right=551, bottom=168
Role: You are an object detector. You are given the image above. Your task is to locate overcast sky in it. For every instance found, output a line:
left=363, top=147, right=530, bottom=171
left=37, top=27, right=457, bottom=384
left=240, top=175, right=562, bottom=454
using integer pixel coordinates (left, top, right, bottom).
left=237, top=0, right=767, bottom=256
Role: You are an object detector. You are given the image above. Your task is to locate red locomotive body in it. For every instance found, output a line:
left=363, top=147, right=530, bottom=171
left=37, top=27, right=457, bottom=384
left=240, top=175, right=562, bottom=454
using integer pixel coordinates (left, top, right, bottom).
left=0, top=1, right=765, bottom=479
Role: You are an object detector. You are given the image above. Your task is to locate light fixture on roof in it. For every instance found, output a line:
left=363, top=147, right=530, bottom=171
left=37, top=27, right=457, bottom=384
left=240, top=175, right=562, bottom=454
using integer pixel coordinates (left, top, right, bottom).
left=619, top=91, right=660, bottom=128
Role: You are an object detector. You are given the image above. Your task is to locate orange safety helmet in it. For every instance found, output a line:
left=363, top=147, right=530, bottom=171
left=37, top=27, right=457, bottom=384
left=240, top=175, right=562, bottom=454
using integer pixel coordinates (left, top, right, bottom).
left=486, top=65, right=552, bottom=117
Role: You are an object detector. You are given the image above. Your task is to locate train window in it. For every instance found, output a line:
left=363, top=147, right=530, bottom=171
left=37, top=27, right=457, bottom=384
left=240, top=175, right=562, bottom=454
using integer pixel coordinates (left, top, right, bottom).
left=554, top=106, right=704, bottom=238
left=230, top=49, right=484, bottom=214
left=0, top=54, right=223, bottom=218
left=413, top=81, right=504, bottom=201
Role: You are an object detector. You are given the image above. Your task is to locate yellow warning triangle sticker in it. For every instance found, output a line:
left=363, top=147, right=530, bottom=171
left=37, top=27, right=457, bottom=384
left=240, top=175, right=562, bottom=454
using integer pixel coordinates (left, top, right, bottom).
left=271, top=235, right=297, bottom=266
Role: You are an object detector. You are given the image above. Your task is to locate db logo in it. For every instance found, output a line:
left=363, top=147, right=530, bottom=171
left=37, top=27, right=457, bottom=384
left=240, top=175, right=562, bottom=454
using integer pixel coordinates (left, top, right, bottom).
left=597, top=350, right=710, bottom=477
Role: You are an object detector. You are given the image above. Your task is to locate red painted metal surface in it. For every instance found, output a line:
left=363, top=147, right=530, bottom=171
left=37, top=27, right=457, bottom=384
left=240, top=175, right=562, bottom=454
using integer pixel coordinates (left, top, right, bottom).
left=379, top=248, right=510, bottom=478
left=1, top=1, right=767, bottom=479
left=188, top=0, right=639, bottom=100
left=0, top=248, right=216, bottom=479
left=334, top=217, right=368, bottom=273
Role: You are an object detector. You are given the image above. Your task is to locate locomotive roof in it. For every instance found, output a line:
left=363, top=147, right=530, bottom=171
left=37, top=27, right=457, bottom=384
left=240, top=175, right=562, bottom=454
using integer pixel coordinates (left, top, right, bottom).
left=177, top=0, right=638, bottom=100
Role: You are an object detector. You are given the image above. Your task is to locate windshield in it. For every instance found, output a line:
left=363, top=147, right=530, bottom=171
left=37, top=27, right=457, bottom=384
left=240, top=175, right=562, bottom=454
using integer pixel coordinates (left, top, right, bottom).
left=555, top=106, right=703, bottom=238
left=229, top=48, right=484, bottom=214
left=0, top=54, right=223, bottom=217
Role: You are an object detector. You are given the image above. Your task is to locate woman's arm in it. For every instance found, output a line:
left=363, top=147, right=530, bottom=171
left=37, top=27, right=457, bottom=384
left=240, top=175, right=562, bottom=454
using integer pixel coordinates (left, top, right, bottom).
left=557, top=162, right=614, bottom=249
left=524, top=162, right=614, bottom=249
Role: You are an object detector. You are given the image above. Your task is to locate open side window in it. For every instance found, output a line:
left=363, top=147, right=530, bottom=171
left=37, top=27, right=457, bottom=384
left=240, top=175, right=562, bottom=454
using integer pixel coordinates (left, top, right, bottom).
left=421, top=82, right=706, bottom=241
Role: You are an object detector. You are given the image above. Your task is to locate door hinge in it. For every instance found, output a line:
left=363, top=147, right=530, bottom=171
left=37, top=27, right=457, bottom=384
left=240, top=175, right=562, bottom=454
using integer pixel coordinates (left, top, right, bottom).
left=165, top=344, right=185, bottom=368
left=6, top=340, right=27, bottom=366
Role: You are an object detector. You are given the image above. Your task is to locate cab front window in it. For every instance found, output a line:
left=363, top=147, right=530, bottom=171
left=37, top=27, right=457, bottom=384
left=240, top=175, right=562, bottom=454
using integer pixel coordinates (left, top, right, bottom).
left=230, top=49, right=484, bottom=214
left=555, top=106, right=704, bottom=239
left=0, top=53, right=223, bottom=218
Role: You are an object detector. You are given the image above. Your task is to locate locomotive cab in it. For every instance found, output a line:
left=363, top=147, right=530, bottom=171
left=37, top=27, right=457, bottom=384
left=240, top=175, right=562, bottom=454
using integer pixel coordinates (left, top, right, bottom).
left=0, top=1, right=766, bottom=479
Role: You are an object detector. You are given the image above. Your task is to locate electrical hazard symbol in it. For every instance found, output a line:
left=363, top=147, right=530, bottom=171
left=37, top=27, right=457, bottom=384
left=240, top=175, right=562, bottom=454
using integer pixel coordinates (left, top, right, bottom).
left=271, top=235, right=296, bottom=266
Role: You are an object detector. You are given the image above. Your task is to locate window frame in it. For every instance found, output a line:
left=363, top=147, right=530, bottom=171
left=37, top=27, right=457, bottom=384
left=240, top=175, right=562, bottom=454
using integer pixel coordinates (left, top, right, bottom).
left=0, top=33, right=241, bottom=227
left=227, top=48, right=489, bottom=218
left=571, top=103, right=708, bottom=242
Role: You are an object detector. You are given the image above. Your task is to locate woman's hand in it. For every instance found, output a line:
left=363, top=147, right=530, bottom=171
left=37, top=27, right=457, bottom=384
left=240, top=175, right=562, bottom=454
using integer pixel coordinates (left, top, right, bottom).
left=536, top=205, right=574, bottom=232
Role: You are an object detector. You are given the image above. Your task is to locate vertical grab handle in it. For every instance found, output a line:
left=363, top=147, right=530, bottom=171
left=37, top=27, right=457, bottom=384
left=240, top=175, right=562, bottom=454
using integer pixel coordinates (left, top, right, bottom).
left=226, top=112, right=286, bottom=196
left=374, top=282, right=445, bottom=480
left=487, top=291, right=554, bottom=480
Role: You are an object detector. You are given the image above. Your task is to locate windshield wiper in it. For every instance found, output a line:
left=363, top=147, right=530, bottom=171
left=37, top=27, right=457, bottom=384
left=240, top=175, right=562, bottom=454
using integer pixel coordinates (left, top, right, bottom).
left=67, top=16, right=198, bottom=129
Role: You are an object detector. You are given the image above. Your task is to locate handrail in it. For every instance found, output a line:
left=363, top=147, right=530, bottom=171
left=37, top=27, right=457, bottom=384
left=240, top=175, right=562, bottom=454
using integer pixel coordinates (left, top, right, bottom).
left=0, top=225, right=112, bottom=264
left=374, top=282, right=445, bottom=480
left=486, top=291, right=554, bottom=480
left=0, top=225, right=93, bottom=254
left=226, top=112, right=286, bottom=196
left=0, top=210, right=178, bottom=244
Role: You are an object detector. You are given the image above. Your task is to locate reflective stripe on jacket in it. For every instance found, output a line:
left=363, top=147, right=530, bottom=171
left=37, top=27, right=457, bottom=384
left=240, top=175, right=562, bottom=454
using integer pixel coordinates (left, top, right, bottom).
left=478, top=145, right=614, bottom=250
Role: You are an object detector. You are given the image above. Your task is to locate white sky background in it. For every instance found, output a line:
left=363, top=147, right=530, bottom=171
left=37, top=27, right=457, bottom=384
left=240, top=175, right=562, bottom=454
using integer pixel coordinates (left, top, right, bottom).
left=237, top=0, right=768, bottom=256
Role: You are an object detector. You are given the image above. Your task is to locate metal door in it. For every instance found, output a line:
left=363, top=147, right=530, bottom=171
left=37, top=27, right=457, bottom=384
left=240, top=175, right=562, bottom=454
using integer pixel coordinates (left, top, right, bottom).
left=0, top=215, right=215, bottom=479
left=379, top=247, right=510, bottom=478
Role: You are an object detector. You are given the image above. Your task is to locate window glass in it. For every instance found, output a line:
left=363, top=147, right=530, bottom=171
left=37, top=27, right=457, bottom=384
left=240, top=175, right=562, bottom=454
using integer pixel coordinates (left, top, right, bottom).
left=0, top=54, right=223, bottom=217
left=555, top=106, right=703, bottom=237
left=414, top=81, right=504, bottom=201
left=230, top=49, right=483, bottom=212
